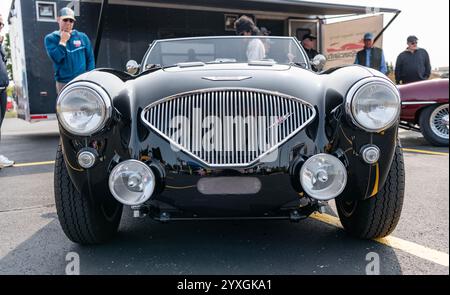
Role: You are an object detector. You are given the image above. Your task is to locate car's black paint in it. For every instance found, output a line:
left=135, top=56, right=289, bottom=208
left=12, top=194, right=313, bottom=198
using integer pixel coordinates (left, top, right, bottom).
left=59, top=62, right=398, bottom=217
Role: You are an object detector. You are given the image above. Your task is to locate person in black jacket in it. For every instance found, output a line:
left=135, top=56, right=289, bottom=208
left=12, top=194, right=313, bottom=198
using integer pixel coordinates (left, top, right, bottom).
left=301, top=34, right=320, bottom=71
left=0, top=14, right=14, bottom=168
left=395, top=35, right=431, bottom=84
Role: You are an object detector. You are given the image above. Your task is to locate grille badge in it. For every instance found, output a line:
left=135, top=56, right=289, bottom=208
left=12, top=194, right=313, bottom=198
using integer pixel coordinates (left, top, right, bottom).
left=268, top=113, right=294, bottom=130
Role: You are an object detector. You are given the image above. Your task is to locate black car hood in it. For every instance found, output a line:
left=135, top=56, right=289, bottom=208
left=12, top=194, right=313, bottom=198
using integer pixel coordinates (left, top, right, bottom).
left=128, top=63, right=324, bottom=107
left=77, top=63, right=381, bottom=120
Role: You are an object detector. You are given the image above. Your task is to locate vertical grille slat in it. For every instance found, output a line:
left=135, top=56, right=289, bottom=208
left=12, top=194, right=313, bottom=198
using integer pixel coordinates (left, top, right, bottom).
left=219, top=91, right=223, bottom=165
left=143, top=89, right=315, bottom=167
left=289, top=99, right=294, bottom=138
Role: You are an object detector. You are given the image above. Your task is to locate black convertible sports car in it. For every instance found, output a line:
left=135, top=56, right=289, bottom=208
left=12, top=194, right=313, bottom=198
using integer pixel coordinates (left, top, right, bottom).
left=55, top=36, right=405, bottom=244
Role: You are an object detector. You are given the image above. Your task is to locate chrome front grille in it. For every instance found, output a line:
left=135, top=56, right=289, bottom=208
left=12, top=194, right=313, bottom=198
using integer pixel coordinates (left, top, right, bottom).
left=142, top=88, right=316, bottom=167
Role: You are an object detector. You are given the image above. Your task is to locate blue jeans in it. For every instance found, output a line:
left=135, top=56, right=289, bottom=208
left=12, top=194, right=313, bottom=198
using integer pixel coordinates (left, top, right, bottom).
left=0, top=89, right=7, bottom=144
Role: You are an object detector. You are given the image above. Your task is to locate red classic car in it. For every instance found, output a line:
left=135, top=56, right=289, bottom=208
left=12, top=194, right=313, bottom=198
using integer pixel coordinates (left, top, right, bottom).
left=399, top=79, right=449, bottom=146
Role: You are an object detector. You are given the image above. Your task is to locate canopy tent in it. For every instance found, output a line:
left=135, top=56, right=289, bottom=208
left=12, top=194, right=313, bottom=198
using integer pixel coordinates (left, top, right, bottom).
left=91, top=0, right=401, bottom=60
left=101, top=0, right=399, bottom=18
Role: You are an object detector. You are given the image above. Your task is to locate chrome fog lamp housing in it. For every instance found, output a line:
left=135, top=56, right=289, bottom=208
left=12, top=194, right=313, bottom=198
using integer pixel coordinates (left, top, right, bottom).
left=108, top=160, right=156, bottom=206
left=77, top=150, right=97, bottom=169
left=361, top=145, right=381, bottom=164
left=300, top=154, right=347, bottom=201
left=56, top=82, right=112, bottom=136
left=346, top=78, right=401, bottom=132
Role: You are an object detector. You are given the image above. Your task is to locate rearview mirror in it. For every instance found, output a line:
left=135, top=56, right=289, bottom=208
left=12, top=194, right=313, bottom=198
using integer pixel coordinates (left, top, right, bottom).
left=126, top=60, right=140, bottom=75
left=311, top=54, right=327, bottom=71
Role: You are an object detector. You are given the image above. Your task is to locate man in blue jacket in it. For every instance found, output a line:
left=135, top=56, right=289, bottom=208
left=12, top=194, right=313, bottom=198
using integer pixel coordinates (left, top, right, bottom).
left=354, top=32, right=387, bottom=75
left=44, top=7, right=95, bottom=94
left=0, top=13, right=14, bottom=169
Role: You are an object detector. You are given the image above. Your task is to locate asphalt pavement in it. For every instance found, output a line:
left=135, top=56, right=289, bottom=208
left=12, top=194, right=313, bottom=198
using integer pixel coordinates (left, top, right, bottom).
left=0, top=118, right=448, bottom=275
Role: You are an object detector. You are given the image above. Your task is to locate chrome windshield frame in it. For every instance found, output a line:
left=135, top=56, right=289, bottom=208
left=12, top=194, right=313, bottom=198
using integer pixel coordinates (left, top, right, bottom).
left=140, top=36, right=310, bottom=71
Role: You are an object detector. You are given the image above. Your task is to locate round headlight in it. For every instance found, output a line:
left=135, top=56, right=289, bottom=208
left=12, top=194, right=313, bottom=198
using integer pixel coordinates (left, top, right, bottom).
left=300, top=154, right=347, bottom=201
left=347, top=78, right=400, bottom=132
left=109, top=160, right=156, bottom=206
left=57, top=82, right=111, bottom=136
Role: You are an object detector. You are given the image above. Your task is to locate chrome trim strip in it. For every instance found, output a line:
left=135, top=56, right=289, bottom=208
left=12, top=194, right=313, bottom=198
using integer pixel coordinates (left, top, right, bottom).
left=202, top=76, right=253, bottom=81
left=401, top=101, right=438, bottom=105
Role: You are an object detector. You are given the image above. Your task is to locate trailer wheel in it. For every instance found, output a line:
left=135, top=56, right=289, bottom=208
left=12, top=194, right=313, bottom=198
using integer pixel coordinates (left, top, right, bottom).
left=335, top=145, right=405, bottom=239
left=54, top=144, right=122, bottom=245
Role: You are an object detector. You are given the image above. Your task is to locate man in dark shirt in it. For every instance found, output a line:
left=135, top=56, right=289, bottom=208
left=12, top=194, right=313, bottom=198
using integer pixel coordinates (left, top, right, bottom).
left=302, top=33, right=319, bottom=61
left=301, top=34, right=319, bottom=71
left=395, top=35, right=431, bottom=84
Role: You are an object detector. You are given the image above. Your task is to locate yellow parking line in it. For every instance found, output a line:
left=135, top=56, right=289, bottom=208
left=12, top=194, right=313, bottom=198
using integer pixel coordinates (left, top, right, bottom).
left=13, top=161, right=55, bottom=168
left=6, top=159, right=450, bottom=267
left=375, top=236, right=449, bottom=267
left=311, top=213, right=449, bottom=267
left=311, top=212, right=343, bottom=228
left=402, top=148, right=449, bottom=156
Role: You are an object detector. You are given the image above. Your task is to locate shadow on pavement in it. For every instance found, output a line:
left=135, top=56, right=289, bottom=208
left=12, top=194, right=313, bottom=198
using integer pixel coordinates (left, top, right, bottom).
left=0, top=207, right=402, bottom=275
left=399, top=129, right=449, bottom=153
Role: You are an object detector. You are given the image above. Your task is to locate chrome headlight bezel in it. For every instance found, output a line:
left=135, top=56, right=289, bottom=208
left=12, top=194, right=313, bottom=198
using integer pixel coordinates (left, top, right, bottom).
left=345, top=77, right=401, bottom=133
left=56, top=82, right=112, bottom=136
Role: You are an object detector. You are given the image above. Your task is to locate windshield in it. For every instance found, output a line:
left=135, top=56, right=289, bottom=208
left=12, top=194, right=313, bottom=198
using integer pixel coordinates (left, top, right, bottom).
left=143, top=36, right=308, bottom=69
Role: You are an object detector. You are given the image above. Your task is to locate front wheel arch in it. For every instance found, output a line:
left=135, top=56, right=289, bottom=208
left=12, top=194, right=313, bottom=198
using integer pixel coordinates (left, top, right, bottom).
left=336, top=144, right=405, bottom=239
left=54, top=143, right=123, bottom=245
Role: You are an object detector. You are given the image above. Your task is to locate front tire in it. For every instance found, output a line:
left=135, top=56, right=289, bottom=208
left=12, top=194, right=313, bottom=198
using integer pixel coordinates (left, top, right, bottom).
left=336, top=145, right=405, bottom=239
left=54, top=144, right=123, bottom=245
left=419, top=104, right=449, bottom=147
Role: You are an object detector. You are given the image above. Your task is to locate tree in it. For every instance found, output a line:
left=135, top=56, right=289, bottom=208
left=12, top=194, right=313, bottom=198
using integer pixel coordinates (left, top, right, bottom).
left=4, top=33, right=13, bottom=80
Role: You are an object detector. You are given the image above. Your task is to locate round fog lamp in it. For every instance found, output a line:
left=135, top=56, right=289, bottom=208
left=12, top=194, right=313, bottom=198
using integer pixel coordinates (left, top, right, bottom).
left=78, top=151, right=96, bottom=169
left=108, top=160, right=156, bottom=206
left=300, top=154, right=347, bottom=201
left=361, top=145, right=380, bottom=164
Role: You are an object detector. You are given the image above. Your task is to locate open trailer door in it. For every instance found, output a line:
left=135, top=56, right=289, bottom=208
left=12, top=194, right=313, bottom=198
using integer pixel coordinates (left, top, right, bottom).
left=321, top=15, right=384, bottom=70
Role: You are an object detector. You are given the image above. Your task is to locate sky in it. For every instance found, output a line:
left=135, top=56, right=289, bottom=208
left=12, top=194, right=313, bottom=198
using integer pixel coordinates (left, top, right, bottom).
left=1, top=0, right=449, bottom=68
left=307, top=0, right=450, bottom=69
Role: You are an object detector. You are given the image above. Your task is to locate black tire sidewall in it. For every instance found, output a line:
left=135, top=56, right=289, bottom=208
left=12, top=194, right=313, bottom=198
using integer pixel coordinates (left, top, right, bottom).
left=54, top=144, right=123, bottom=244
left=336, top=145, right=405, bottom=239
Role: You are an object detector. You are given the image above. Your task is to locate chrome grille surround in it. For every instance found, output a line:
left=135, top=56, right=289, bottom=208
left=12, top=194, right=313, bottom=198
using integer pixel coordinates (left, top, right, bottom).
left=141, top=88, right=316, bottom=168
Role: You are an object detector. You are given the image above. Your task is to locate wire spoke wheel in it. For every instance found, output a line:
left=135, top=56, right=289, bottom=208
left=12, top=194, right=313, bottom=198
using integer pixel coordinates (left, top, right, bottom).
left=430, top=104, right=449, bottom=139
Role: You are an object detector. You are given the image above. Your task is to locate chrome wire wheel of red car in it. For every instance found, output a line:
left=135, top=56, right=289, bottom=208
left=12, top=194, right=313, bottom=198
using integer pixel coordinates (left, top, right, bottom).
left=430, top=104, right=449, bottom=140
left=419, top=104, right=449, bottom=146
